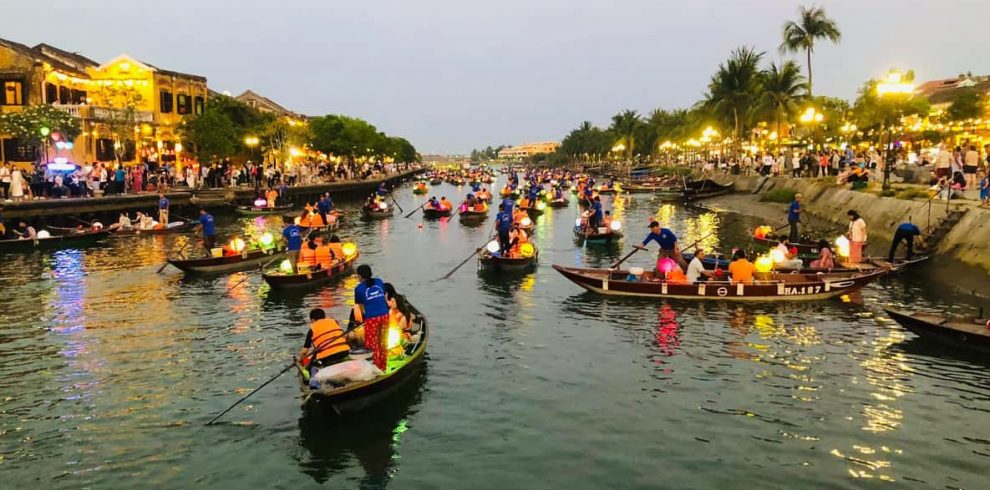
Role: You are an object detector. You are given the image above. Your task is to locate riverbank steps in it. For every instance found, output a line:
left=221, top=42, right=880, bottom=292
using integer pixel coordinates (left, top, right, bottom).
left=715, top=174, right=990, bottom=273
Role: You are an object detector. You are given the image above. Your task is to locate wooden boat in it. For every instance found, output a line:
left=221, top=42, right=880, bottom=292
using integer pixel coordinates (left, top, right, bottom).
left=548, top=198, right=569, bottom=208
left=479, top=245, right=538, bottom=272
left=262, top=251, right=359, bottom=289
left=521, top=205, right=545, bottom=217
left=553, top=264, right=887, bottom=301
left=884, top=308, right=990, bottom=352
left=573, top=225, right=623, bottom=243
left=458, top=205, right=489, bottom=221
left=422, top=207, right=452, bottom=219
left=362, top=205, right=394, bottom=220
left=684, top=253, right=929, bottom=274
left=624, top=183, right=676, bottom=193
left=596, top=186, right=619, bottom=195
left=166, top=246, right=285, bottom=274
left=682, top=180, right=734, bottom=201
left=232, top=202, right=295, bottom=216
left=0, top=229, right=111, bottom=252
left=412, top=184, right=429, bottom=195
left=429, top=177, right=443, bottom=185
left=500, top=188, right=520, bottom=199
left=283, top=211, right=343, bottom=229
left=297, top=302, right=429, bottom=414
left=48, top=221, right=196, bottom=237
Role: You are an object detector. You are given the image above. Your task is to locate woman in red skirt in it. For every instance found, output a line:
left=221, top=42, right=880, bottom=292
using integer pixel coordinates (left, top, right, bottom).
left=354, top=264, right=390, bottom=371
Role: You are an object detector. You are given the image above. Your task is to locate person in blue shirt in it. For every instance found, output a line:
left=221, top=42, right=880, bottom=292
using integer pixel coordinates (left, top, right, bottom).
left=195, top=209, right=217, bottom=255
left=114, top=166, right=126, bottom=195
left=278, top=181, right=289, bottom=201
left=316, top=193, right=332, bottom=224
left=888, top=222, right=923, bottom=262
left=376, top=183, right=388, bottom=197
left=354, top=264, right=390, bottom=371
left=501, top=197, right=515, bottom=214
left=588, top=197, right=603, bottom=230
left=552, top=186, right=563, bottom=200
left=637, top=220, right=687, bottom=270
left=787, top=193, right=802, bottom=242
left=472, top=182, right=481, bottom=193
left=158, top=192, right=169, bottom=226
left=495, top=203, right=513, bottom=255
left=528, top=185, right=540, bottom=201
left=282, top=222, right=303, bottom=273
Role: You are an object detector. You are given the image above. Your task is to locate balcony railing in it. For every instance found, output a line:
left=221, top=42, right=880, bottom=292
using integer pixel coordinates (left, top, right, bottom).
left=52, top=104, right=155, bottom=123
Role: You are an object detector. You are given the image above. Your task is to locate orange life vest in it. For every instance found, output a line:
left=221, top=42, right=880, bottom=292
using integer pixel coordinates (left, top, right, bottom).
left=328, top=242, right=345, bottom=260
left=299, top=246, right=318, bottom=267
left=315, top=245, right=334, bottom=269
left=310, top=318, right=349, bottom=360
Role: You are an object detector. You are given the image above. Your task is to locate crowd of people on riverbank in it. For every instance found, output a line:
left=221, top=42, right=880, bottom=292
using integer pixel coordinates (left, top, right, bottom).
left=0, top=159, right=419, bottom=202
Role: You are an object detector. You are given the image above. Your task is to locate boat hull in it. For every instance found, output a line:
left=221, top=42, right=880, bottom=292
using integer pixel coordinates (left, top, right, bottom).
left=168, top=248, right=285, bottom=274
left=422, top=208, right=452, bottom=219
left=573, top=226, right=622, bottom=243
left=479, top=251, right=538, bottom=272
left=0, top=230, right=110, bottom=252
left=233, top=204, right=295, bottom=216
left=884, top=308, right=990, bottom=352
left=263, top=254, right=358, bottom=289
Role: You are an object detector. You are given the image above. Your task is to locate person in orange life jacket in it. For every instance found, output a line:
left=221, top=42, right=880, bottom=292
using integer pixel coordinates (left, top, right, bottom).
left=299, top=237, right=319, bottom=269
left=439, top=196, right=452, bottom=211
left=508, top=223, right=529, bottom=257
left=314, top=237, right=334, bottom=270
left=298, top=308, right=350, bottom=376
left=354, top=264, right=390, bottom=370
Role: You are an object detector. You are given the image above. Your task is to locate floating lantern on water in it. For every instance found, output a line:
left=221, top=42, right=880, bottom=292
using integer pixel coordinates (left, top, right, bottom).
left=835, top=236, right=850, bottom=257
left=254, top=198, right=267, bottom=208
left=610, top=220, right=622, bottom=231
left=486, top=240, right=500, bottom=253
left=342, top=242, right=358, bottom=257
left=519, top=243, right=535, bottom=257
left=755, top=255, right=774, bottom=272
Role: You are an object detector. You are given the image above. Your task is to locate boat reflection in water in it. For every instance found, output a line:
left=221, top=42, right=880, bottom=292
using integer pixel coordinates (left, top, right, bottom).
left=296, top=366, right=427, bottom=486
left=654, top=304, right=681, bottom=358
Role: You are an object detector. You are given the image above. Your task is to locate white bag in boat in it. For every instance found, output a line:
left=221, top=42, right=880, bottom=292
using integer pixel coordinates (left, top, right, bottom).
left=313, top=359, right=382, bottom=386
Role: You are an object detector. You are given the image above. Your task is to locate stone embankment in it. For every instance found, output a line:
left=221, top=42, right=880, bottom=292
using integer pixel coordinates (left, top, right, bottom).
left=715, top=174, right=990, bottom=273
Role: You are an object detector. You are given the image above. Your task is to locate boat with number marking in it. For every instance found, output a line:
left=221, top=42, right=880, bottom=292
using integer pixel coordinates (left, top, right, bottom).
left=296, top=302, right=429, bottom=414
left=552, top=264, right=886, bottom=301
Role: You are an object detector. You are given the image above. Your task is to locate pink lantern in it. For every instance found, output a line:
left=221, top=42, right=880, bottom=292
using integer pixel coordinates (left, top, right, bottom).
left=657, top=257, right=676, bottom=274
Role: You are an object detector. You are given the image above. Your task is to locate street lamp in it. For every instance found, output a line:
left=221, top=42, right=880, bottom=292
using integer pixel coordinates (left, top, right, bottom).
left=875, top=69, right=915, bottom=191
left=244, top=135, right=260, bottom=164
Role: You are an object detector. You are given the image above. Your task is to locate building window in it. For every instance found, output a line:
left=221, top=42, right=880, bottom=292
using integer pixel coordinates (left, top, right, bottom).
left=58, top=86, right=70, bottom=104
left=160, top=90, right=173, bottom=113
left=70, top=89, right=87, bottom=105
left=2, top=80, right=24, bottom=105
left=45, top=83, right=58, bottom=104
left=176, top=94, right=191, bottom=115
left=96, top=139, right=115, bottom=161
left=194, top=96, right=204, bottom=115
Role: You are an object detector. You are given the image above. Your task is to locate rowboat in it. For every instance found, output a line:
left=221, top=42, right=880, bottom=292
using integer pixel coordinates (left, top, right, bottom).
left=548, top=198, right=569, bottom=208
left=884, top=308, right=990, bottom=352
left=553, top=264, right=886, bottom=301
left=573, top=225, right=623, bottom=243
left=231, top=203, right=295, bottom=216
left=166, top=246, right=285, bottom=274
left=297, top=302, right=429, bottom=414
left=458, top=205, right=489, bottom=222
left=684, top=253, right=929, bottom=274
left=660, top=180, right=734, bottom=202
left=0, top=229, right=111, bottom=252
left=500, top=189, right=520, bottom=199
left=429, top=178, right=443, bottom=185
left=262, top=251, right=359, bottom=289
left=412, top=184, right=429, bottom=195
left=48, top=221, right=196, bottom=237
left=479, top=244, right=538, bottom=272
left=362, top=206, right=393, bottom=220
left=422, top=207, right=452, bottom=219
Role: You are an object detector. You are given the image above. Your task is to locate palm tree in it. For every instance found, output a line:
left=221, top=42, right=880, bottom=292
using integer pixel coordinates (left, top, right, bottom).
left=779, top=5, right=841, bottom=96
left=755, top=60, right=807, bottom=151
left=704, top=46, right=765, bottom=143
left=609, top=110, right=643, bottom=161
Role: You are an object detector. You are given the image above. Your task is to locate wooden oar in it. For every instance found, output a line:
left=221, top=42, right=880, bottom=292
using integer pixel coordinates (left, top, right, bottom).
left=610, top=247, right=642, bottom=269
left=156, top=250, right=185, bottom=274
left=387, top=190, right=404, bottom=213
left=404, top=202, right=427, bottom=218
left=435, top=223, right=496, bottom=281
left=205, top=361, right=296, bottom=425
left=69, top=216, right=93, bottom=227
left=222, top=254, right=283, bottom=294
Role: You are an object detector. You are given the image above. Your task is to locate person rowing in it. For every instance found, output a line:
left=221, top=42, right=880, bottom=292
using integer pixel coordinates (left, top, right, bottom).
left=16, top=221, right=36, bottom=240
left=636, top=220, right=687, bottom=271
left=298, top=308, right=351, bottom=381
left=193, top=209, right=217, bottom=256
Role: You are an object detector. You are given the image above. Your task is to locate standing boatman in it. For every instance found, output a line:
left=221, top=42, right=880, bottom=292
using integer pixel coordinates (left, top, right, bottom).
left=787, top=193, right=802, bottom=242
left=888, top=221, right=923, bottom=263
left=158, top=192, right=169, bottom=226
left=636, top=220, right=687, bottom=271
left=194, top=209, right=216, bottom=256
left=282, top=220, right=303, bottom=274
left=316, top=193, right=332, bottom=225
left=495, top=203, right=513, bottom=256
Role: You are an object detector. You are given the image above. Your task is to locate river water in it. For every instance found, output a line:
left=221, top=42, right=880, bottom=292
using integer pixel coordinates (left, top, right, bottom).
left=1, top=178, right=988, bottom=489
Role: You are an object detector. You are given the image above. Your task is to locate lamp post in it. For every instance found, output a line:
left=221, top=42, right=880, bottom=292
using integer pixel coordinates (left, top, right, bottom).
left=244, top=135, right=260, bottom=165
left=875, top=69, right=915, bottom=191
left=799, top=107, right=824, bottom=150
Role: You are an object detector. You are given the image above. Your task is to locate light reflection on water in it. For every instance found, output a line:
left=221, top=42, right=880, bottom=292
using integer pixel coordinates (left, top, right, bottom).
left=0, top=181, right=988, bottom=488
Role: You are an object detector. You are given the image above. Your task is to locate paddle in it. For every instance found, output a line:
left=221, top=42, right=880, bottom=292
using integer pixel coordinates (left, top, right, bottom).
left=387, top=190, right=404, bottom=213
left=222, top=254, right=284, bottom=294
left=610, top=247, right=642, bottom=269
left=435, top=222, right=497, bottom=281
left=69, top=216, right=93, bottom=227
left=205, top=361, right=295, bottom=425
left=613, top=218, right=739, bottom=270
left=404, top=202, right=427, bottom=218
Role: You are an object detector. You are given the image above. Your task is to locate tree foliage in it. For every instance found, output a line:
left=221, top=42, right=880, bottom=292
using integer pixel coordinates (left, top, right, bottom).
left=703, top=46, right=765, bottom=141
left=779, top=5, right=842, bottom=95
left=753, top=60, right=807, bottom=146
left=0, top=105, right=81, bottom=162
left=946, top=88, right=986, bottom=121
left=92, top=84, right=144, bottom=163
left=851, top=75, right=930, bottom=131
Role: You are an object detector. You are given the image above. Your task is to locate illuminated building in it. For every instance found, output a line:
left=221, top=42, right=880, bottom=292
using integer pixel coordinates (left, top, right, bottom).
left=497, top=141, right=560, bottom=159
left=0, top=37, right=207, bottom=167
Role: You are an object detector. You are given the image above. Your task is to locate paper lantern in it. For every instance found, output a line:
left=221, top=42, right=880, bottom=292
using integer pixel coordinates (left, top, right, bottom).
left=37, top=230, right=51, bottom=239
left=835, top=236, right=850, bottom=257
left=342, top=242, right=358, bottom=257
left=657, top=257, right=676, bottom=274
left=486, top=240, right=500, bottom=253
left=770, top=248, right=785, bottom=263
left=229, top=237, right=246, bottom=253
left=520, top=217, right=532, bottom=227
left=519, top=243, right=535, bottom=257
left=280, top=259, right=293, bottom=273
left=536, top=201, right=546, bottom=210
left=575, top=218, right=582, bottom=227
left=378, top=202, right=388, bottom=211
left=253, top=198, right=267, bottom=207
left=259, top=232, right=274, bottom=248
left=610, top=220, right=622, bottom=231
left=294, top=217, right=301, bottom=225
left=387, top=327, right=402, bottom=349
left=755, top=255, right=774, bottom=273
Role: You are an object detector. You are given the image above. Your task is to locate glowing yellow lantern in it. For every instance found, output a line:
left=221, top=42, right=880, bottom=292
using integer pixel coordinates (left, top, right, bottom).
left=229, top=237, right=246, bottom=253
left=342, top=242, right=358, bottom=257
left=755, top=255, right=774, bottom=273
left=259, top=232, right=274, bottom=248
left=520, top=217, right=532, bottom=227
left=835, top=236, right=850, bottom=257
left=387, top=327, right=402, bottom=349
left=279, top=259, right=293, bottom=273
left=519, top=243, right=535, bottom=257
